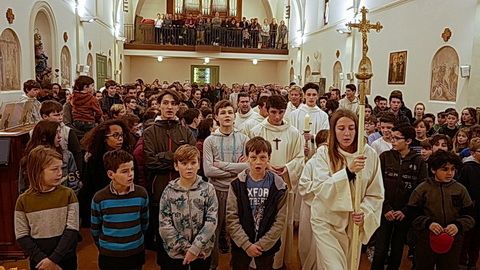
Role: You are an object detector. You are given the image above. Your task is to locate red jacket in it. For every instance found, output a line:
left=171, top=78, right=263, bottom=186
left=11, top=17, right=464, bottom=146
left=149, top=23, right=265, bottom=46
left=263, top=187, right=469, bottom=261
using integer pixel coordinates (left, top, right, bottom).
left=72, top=91, right=102, bottom=123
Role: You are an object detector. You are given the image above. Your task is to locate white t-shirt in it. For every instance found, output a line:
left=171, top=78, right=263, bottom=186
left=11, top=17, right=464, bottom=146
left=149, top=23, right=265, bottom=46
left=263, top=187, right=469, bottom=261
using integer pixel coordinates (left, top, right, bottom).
left=371, top=137, right=392, bottom=155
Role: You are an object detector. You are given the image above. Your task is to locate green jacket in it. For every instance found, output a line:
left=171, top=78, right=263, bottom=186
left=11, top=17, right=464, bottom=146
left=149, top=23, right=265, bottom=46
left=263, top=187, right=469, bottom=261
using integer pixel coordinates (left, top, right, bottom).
left=408, top=178, right=475, bottom=232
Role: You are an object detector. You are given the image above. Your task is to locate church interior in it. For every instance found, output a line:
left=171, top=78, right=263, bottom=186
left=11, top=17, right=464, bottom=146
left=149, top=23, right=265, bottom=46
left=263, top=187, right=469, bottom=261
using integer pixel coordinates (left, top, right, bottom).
left=1, top=0, right=480, bottom=269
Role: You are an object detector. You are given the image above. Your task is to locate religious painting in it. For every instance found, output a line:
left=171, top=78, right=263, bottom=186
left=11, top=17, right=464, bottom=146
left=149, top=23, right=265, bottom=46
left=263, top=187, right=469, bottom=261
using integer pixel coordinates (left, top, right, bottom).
left=0, top=28, right=21, bottom=91
left=318, top=78, right=326, bottom=96
left=304, top=65, right=312, bottom=83
left=430, top=46, right=459, bottom=102
left=60, top=46, right=72, bottom=88
left=333, top=61, right=342, bottom=88
left=388, top=51, right=407, bottom=84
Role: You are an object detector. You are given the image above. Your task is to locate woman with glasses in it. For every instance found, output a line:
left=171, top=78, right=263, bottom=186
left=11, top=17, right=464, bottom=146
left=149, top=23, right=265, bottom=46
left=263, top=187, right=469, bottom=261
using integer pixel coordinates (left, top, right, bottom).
left=78, top=119, right=134, bottom=227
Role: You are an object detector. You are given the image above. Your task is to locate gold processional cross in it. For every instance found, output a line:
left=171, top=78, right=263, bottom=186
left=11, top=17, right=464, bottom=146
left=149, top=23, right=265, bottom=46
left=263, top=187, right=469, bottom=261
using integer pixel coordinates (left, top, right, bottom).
left=346, top=6, right=383, bottom=100
left=345, top=6, right=383, bottom=270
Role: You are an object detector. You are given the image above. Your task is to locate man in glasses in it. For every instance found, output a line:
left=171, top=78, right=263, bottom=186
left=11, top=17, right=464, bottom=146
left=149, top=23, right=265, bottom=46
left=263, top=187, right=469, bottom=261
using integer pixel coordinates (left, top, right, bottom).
left=370, top=124, right=428, bottom=270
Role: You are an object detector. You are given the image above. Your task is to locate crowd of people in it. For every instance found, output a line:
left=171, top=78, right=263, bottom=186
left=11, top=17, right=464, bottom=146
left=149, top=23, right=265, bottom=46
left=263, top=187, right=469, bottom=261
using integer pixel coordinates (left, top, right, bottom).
left=142, top=12, right=288, bottom=49
left=12, top=75, right=480, bottom=270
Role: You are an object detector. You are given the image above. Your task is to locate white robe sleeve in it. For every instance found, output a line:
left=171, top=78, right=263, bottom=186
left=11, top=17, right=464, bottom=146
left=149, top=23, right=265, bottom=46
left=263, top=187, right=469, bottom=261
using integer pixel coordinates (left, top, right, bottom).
left=358, top=152, right=384, bottom=244
left=285, top=131, right=305, bottom=193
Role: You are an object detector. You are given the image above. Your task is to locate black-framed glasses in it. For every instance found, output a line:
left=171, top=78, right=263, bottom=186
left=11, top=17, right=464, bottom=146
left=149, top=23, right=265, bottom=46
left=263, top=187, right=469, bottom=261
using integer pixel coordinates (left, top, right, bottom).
left=106, top=133, right=124, bottom=140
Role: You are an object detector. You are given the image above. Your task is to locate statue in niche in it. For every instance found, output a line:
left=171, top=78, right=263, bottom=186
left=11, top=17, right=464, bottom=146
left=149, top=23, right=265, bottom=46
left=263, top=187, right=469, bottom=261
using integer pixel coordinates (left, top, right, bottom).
left=60, top=46, right=71, bottom=88
left=304, top=65, right=312, bottom=83
left=34, top=29, right=52, bottom=84
left=0, top=29, right=21, bottom=90
left=430, top=46, right=458, bottom=102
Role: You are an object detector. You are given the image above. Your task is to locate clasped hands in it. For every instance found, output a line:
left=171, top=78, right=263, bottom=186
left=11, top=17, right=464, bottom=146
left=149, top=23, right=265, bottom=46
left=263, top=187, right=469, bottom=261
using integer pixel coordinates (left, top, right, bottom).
left=429, top=222, right=458, bottom=236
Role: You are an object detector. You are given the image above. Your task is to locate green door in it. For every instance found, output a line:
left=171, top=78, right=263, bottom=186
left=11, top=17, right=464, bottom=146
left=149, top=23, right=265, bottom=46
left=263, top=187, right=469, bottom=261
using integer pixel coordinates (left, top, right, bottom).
left=191, top=65, right=220, bottom=86
left=96, top=54, right=108, bottom=90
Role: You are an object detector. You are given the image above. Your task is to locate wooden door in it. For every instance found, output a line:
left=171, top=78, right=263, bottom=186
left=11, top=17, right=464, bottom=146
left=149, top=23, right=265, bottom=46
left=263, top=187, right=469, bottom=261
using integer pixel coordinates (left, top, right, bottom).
left=96, top=54, right=107, bottom=90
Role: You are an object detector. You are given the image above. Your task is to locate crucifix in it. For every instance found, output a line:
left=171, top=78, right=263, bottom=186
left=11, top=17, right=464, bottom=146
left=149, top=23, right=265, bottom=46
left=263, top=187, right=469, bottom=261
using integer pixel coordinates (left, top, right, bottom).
left=346, top=6, right=383, bottom=270
left=273, top=138, right=281, bottom=150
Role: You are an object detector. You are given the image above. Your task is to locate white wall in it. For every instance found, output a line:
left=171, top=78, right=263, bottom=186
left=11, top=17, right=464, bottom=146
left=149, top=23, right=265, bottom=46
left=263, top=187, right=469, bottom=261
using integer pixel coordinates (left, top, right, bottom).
left=125, top=56, right=288, bottom=86
left=0, top=0, right=123, bottom=103
left=291, top=0, right=480, bottom=113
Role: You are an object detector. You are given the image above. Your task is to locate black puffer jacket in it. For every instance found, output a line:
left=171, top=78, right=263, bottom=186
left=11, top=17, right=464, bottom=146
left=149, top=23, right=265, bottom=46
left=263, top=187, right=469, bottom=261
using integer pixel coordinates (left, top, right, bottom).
left=143, top=119, right=196, bottom=203
left=380, top=149, right=428, bottom=214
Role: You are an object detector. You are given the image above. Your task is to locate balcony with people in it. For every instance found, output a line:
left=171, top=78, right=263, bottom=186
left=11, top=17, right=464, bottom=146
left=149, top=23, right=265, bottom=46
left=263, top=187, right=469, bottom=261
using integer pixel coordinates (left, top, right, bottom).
left=124, top=12, right=289, bottom=54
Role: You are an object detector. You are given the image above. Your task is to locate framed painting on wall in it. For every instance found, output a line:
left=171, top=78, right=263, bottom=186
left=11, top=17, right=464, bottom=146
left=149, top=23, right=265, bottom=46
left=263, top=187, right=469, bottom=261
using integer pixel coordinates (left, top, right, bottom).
left=388, top=51, right=407, bottom=85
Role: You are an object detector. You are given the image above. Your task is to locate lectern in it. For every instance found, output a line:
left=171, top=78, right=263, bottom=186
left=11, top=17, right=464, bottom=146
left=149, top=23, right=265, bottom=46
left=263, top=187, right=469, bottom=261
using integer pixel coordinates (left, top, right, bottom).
left=0, top=124, right=34, bottom=259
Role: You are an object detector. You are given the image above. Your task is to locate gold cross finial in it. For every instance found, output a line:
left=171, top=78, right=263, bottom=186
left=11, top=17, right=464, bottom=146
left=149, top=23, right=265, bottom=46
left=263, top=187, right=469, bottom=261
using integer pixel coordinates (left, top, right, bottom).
left=346, top=6, right=383, bottom=57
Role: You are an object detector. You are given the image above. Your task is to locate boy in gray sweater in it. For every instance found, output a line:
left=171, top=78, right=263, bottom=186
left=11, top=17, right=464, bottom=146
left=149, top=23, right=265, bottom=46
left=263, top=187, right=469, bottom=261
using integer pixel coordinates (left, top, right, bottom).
left=203, top=100, right=249, bottom=269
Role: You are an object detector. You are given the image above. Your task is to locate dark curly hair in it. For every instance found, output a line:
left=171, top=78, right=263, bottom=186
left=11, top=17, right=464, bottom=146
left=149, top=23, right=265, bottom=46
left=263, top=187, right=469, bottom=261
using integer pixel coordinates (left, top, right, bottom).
left=81, top=119, right=134, bottom=162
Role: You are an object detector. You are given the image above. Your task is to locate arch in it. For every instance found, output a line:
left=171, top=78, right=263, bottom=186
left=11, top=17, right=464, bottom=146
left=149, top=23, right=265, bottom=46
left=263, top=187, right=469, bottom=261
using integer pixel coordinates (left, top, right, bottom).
left=30, top=1, right=58, bottom=81
left=0, top=28, right=21, bottom=90
left=87, top=53, right=94, bottom=78
left=107, top=58, right=113, bottom=79
left=60, top=46, right=72, bottom=88
left=430, top=46, right=459, bottom=102
left=332, top=61, right=342, bottom=88
left=289, top=67, right=295, bottom=83
left=304, top=65, right=311, bottom=83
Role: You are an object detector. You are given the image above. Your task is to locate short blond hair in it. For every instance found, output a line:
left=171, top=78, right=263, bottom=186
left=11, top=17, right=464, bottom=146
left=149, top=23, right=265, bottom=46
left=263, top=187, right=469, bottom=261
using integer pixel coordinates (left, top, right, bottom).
left=26, top=146, right=62, bottom=193
left=470, top=137, right=480, bottom=151
left=174, top=145, right=200, bottom=163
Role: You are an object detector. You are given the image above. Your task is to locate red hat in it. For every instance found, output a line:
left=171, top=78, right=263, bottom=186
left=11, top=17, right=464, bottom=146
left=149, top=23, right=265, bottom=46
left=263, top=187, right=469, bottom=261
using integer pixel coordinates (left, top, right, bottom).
left=429, top=232, right=454, bottom=254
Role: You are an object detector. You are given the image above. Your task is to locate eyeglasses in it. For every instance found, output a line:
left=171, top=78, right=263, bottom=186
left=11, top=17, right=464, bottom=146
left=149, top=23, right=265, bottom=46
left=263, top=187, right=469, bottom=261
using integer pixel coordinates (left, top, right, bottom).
left=106, top=132, right=124, bottom=140
left=391, top=136, right=405, bottom=141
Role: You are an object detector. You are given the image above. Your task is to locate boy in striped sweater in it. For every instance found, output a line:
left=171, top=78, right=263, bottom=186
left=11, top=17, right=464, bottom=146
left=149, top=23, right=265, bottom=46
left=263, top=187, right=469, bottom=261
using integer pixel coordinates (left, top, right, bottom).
left=91, top=150, right=149, bottom=270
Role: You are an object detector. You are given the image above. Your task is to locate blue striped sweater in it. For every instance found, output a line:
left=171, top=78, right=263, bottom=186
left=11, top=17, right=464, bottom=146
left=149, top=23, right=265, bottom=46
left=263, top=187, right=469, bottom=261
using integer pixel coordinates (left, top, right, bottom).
left=91, top=184, right=149, bottom=257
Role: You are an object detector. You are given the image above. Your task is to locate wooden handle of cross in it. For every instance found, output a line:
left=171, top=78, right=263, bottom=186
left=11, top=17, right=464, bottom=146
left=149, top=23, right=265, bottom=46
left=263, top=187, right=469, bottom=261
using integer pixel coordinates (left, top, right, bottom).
left=350, top=79, right=367, bottom=270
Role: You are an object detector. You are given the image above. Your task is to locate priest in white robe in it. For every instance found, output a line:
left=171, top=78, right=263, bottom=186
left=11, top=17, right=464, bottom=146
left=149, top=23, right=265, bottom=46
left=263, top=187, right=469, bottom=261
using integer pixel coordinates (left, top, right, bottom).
left=234, top=92, right=258, bottom=131
left=309, top=109, right=384, bottom=270
left=289, top=83, right=330, bottom=225
left=283, top=85, right=303, bottom=120
left=250, top=95, right=305, bottom=269
left=297, top=148, right=322, bottom=270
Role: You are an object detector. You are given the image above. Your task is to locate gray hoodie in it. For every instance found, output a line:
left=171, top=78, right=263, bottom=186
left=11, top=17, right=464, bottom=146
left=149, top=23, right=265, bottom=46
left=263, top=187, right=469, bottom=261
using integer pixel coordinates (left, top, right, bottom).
left=203, top=128, right=249, bottom=191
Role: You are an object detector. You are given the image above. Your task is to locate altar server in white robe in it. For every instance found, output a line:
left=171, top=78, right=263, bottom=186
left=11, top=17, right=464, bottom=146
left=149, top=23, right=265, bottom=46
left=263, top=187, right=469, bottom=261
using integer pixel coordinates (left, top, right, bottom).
left=310, top=109, right=384, bottom=270
left=297, top=132, right=328, bottom=270
left=289, top=83, right=330, bottom=158
left=250, top=95, right=305, bottom=269
left=242, top=96, right=269, bottom=138
left=234, top=92, right=259, bottom=131
left=289, top=83, right=330, bottom=224
left=283, top=85, right=303, bottom=120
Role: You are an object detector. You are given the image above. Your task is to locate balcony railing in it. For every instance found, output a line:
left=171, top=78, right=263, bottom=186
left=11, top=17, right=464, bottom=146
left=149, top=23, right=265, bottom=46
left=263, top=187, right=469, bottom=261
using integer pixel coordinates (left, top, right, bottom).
left=124, top=23, right=288, bottom=53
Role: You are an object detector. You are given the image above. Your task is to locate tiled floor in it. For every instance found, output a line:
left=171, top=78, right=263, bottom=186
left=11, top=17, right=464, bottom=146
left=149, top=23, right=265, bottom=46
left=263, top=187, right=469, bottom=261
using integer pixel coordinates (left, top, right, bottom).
left=1, top=228, right=415, bottom=270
